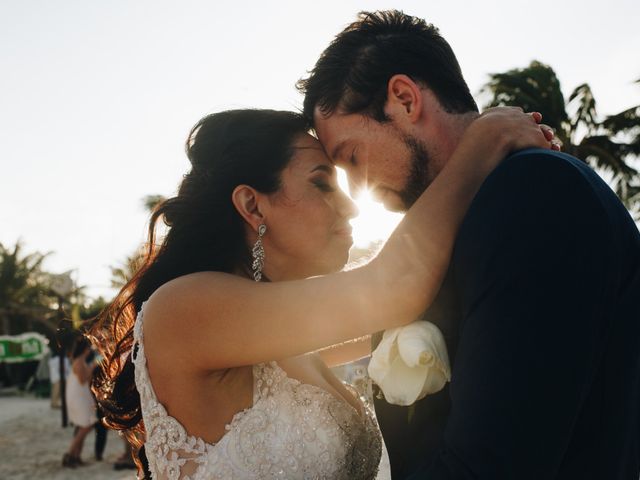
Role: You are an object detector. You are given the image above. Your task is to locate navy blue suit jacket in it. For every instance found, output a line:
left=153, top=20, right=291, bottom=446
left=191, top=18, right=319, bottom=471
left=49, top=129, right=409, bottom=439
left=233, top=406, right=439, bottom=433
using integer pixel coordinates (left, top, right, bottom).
left=373, top=149, right=640, bottom=479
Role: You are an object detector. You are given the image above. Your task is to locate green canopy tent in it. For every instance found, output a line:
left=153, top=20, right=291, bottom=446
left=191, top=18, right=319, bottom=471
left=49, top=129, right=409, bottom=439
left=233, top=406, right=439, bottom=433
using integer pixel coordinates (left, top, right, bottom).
left=0, top=332, right=50, bottom=363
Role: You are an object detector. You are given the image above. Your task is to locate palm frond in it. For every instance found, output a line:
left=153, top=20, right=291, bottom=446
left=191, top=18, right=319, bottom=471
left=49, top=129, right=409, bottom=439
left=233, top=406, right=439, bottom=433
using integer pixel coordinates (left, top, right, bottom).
left=482, top=61, right=569, bottom=135
left=601, top=106, right=640, bottom=155
left=602, top=105, right=640, bottom=132
left=142, top=194, right=167, bottom=212
left=576, top=136, right=638, bottom=177
left=568, top=83, right=598, bottom=135
left=482, top=62, right=640, bottom=207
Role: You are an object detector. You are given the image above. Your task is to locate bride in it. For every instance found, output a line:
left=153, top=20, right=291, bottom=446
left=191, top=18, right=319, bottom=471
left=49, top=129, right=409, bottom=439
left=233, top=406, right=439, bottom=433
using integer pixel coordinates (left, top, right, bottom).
left=90, top=107, right=553, bottom=479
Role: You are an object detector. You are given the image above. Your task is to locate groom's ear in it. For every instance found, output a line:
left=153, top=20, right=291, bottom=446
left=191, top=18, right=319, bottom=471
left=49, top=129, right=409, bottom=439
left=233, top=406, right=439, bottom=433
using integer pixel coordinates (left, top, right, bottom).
left=231, top=185, right=265, bottom=231
left=384, top=74, right=423, bottom=125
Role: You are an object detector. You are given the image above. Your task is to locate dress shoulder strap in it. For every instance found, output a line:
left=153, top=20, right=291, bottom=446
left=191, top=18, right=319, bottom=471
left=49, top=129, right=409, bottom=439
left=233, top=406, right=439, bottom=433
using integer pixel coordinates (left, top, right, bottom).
left=132, top=301, right=147, bottom=345
left=253, top=361, right=289, bottom=402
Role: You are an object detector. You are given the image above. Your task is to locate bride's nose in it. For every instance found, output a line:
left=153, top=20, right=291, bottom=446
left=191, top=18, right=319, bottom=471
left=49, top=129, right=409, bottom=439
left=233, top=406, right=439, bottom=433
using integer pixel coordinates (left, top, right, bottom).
left=337, top=190, right=359, bottom=219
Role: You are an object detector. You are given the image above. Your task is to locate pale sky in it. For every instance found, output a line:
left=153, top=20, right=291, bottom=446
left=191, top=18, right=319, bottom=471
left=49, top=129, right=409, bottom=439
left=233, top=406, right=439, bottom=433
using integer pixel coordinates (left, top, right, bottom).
left=1, top=0, right=639, bottom=299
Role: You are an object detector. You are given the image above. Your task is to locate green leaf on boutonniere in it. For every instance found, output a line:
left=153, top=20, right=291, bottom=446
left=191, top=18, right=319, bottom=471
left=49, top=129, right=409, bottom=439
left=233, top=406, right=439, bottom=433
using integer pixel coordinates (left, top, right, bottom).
left=407, top=404, right=416, bottom=423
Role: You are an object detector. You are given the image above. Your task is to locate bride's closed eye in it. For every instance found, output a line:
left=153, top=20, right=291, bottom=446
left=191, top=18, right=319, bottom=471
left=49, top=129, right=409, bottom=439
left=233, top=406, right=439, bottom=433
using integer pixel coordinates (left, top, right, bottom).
left=309, top=165, right=339, bottom=193
left=312, top=180, right=337, bottom=193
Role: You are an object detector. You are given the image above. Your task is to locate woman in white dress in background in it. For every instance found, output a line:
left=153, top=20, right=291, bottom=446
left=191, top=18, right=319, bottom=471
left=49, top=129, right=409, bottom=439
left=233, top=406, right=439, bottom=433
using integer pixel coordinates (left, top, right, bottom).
left=89, top=108, right=554, bottom=479
left=63, top=336, right=97, bottom=467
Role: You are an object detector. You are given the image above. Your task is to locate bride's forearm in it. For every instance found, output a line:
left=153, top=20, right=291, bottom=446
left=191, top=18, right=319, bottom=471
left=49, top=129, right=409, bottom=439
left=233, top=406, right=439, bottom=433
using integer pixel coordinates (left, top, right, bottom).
left=316, top=335, right=371, bottom=367
left=152, top=111, right=551, bottom=369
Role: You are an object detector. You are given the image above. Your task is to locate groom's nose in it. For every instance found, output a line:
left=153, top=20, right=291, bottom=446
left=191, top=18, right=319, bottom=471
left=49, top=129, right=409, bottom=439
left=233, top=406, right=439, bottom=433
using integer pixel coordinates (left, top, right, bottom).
left=346, top=167, right=369, bottom=199
left=348, top=177, right=366, bottom=199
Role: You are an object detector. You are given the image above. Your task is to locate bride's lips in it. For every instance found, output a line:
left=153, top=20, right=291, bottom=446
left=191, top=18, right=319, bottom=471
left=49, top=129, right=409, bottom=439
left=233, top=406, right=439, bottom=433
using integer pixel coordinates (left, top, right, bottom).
left=334, top=226, right=353, bottom=242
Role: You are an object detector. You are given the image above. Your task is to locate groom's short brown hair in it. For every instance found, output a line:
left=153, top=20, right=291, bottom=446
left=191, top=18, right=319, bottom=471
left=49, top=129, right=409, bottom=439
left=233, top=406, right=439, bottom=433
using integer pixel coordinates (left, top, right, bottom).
left=298, top=10, right=478, bottom=125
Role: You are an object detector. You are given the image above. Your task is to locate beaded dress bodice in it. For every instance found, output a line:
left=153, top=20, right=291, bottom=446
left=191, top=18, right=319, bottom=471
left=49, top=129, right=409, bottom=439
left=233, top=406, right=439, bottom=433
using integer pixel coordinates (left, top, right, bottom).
left=132, top=305, right=382, bottom=479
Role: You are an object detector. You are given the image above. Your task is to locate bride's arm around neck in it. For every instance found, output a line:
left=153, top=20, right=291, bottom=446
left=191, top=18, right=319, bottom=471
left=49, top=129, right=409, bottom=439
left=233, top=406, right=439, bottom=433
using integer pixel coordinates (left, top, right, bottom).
left=142, top=109, right=551, bottom=372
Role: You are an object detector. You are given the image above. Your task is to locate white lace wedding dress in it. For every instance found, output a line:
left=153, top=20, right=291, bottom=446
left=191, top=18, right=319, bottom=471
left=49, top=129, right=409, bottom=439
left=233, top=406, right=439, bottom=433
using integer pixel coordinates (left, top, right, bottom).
left=132, top=304, right=382, bottom=479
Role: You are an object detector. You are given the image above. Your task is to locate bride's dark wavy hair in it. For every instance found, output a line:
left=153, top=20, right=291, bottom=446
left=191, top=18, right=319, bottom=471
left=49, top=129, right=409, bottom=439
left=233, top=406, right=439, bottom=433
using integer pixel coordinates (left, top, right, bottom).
left=88, top=109, right=308, bottom=478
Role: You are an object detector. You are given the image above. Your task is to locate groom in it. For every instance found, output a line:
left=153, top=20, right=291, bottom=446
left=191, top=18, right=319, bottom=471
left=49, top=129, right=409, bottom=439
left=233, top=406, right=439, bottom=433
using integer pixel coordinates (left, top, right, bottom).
left=299, top=10, right=640, bottom=480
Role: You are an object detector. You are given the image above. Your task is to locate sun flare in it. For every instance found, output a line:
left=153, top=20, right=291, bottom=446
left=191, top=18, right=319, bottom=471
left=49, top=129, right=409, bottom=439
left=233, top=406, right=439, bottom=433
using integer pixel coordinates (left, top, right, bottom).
left=336, top=168, right=403, bottom=248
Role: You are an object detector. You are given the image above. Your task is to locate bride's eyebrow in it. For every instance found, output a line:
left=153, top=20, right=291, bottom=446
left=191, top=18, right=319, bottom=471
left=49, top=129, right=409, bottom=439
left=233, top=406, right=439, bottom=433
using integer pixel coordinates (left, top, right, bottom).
left=309, top=165, right=334, bottom=175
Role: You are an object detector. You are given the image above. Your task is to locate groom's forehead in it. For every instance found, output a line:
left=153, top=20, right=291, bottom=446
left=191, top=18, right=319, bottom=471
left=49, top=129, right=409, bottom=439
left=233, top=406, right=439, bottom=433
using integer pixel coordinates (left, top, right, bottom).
left=314, top=112, right=369, bottom=160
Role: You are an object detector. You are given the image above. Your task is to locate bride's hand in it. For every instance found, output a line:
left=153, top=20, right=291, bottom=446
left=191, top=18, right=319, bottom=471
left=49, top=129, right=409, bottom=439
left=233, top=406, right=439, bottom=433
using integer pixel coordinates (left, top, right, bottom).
left=461, top=107, right=559, bottom=171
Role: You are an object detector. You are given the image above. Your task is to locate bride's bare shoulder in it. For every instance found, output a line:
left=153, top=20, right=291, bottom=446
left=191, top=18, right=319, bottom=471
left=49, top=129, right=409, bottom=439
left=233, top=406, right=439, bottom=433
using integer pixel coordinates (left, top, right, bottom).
left=143, top=271, right=247, bottom=329
left=158, top=271, right=238, bottom=290
left=149, top=271, right=246, bottom=304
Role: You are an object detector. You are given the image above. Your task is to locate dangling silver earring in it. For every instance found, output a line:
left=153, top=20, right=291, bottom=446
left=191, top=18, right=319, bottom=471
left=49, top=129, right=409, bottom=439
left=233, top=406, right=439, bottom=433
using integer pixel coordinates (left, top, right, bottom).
left=251, top=223, right=267, bottom=282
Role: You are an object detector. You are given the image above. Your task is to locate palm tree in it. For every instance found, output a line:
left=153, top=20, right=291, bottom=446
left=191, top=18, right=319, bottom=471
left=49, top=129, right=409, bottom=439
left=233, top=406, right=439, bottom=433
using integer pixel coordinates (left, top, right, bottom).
left=481, top=61, right=640, bottom=213
left=142, top=194, right=166, bottom=212
left=109, top=194, right=166, bottom=289
left=0, top=241, right=53, bottom=335
left=598, top=79, right=640, bottom=209
left=109, top=253, right=144, bottom=289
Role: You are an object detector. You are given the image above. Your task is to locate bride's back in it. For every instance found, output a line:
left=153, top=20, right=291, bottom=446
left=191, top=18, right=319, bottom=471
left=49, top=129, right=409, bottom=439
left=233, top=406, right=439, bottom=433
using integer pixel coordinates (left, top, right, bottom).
left=134, top=303, right=382, bottom=479
left=144, top=339, right=254, bottom=444
left=142, top=298, right=367, bottom=444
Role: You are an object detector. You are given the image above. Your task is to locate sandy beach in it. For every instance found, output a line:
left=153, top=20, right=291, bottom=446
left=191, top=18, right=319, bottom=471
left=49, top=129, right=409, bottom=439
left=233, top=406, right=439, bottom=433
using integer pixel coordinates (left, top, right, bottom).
left=0, top=395, right=135, bottom=480
left=0, top=393, right=391, bottom=479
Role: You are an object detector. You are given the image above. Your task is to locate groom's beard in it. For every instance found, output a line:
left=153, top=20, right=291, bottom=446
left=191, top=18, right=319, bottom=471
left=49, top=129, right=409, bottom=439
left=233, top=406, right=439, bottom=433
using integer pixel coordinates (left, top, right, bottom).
left=398, top=135, right=431, bottom=211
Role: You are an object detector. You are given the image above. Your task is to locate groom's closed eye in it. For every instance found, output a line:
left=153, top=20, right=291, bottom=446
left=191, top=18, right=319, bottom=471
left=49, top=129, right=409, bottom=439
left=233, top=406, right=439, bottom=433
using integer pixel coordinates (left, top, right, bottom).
left=349, top=148, right=358, bottom=167
left=330, top=140, right=350, bottom=165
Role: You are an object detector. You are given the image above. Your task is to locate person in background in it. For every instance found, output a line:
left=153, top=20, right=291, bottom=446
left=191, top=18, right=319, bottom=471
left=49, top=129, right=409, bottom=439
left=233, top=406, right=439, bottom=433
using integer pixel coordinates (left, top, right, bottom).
left=113, top=439, right=136, bottom=471
left=47, top=350, right=69, bottom=408
left=62, top=336, right=97, bottom=468
left=91, top=361, right=108, bottom=461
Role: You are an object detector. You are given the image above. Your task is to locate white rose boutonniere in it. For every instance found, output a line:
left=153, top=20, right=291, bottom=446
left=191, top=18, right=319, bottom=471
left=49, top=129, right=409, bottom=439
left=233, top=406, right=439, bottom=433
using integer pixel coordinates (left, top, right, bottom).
left=368, top=321, right=451, bottom=406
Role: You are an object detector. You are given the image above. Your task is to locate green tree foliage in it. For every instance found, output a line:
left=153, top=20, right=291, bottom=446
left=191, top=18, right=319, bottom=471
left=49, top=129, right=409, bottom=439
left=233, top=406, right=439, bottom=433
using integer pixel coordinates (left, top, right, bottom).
left=0, top=241, right=54, bottom=335
left=482, top=61, right=640, bottom=213
left=0, top=241, right=93, bottom=340
left=109, top=254, right=143, bottom=289
left=109, top=194, right=165, bottom=289
left=142, top=194, right=166, bottom=212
